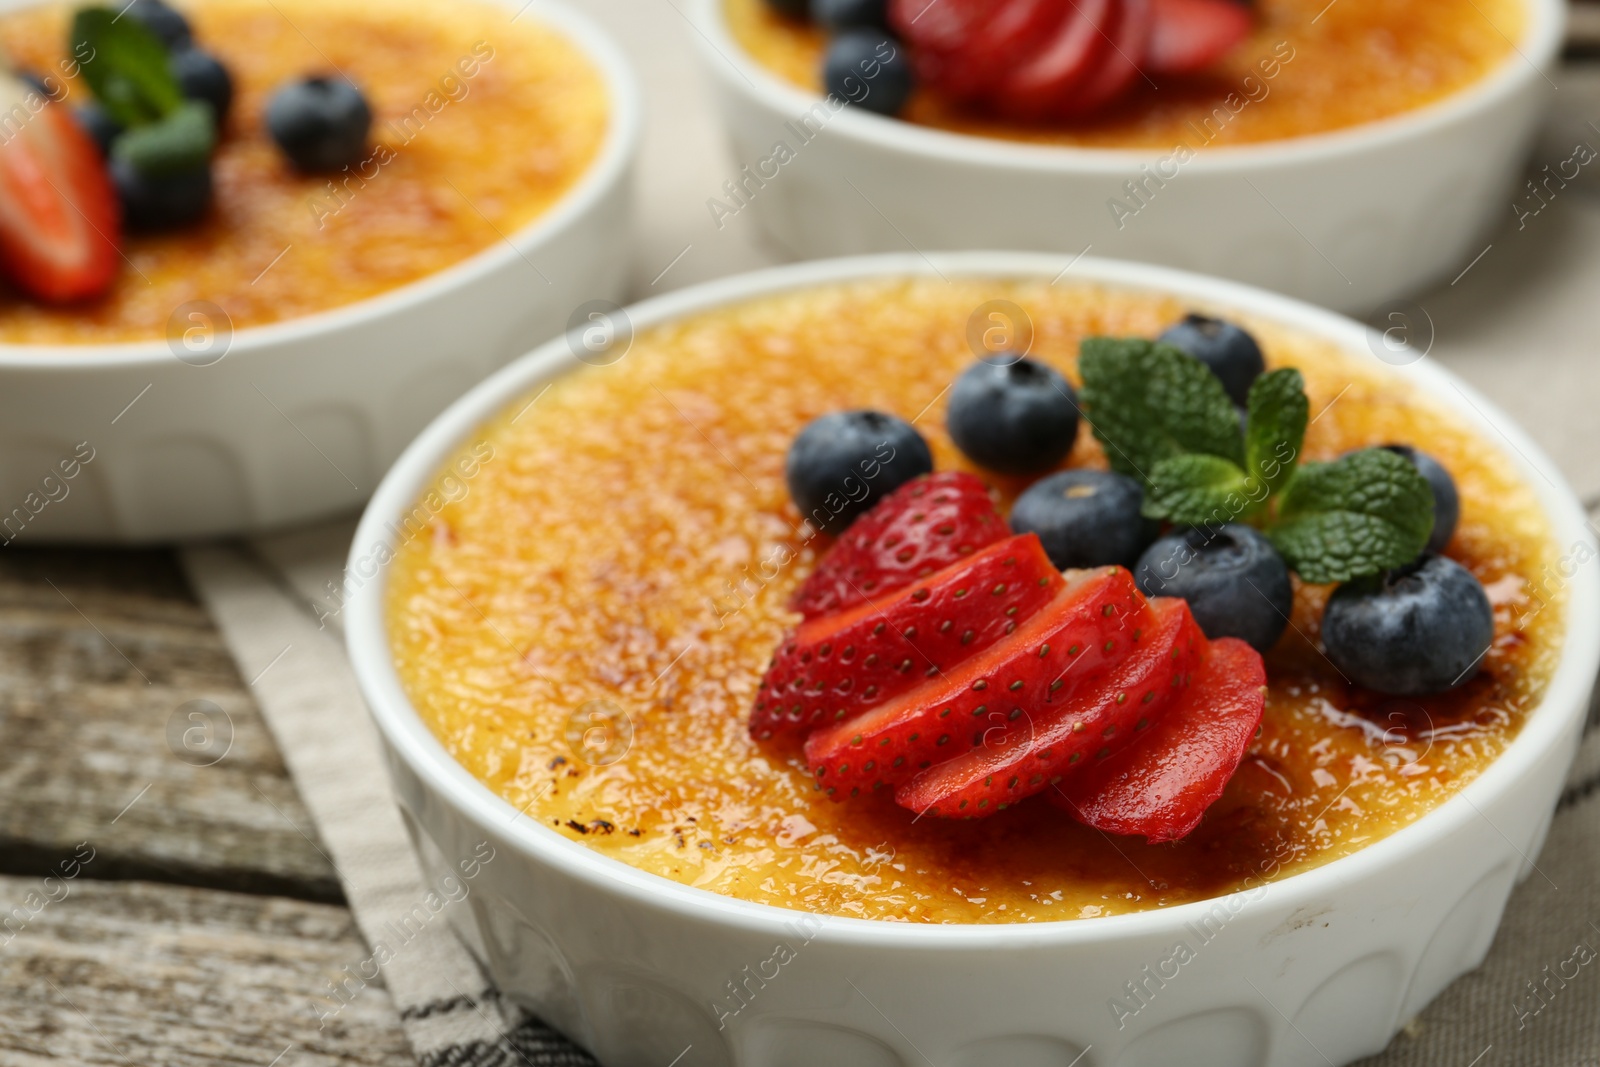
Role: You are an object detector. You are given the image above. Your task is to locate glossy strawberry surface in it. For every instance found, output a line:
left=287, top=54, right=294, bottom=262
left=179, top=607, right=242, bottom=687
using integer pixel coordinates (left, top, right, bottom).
left=897, top=595, right=1203, bottom=817
left=789, top=471, right=1008, bottom=619
left=804, top=567, right=1146, bottom=798
left=1053, top=635, right=1266, bottom=841
left=753, top=533, right=1064, bottom=742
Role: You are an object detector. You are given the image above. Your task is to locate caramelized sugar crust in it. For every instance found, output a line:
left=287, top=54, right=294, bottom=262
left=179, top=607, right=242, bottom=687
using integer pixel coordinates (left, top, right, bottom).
left=724, top=0, right=1523, bottom=148
left=386, top=279, right=1564, bottom=924
left=0, top=0, right=607, bottom=343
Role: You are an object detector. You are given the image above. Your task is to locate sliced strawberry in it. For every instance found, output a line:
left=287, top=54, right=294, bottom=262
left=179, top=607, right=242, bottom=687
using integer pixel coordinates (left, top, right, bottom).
left=0, top=77, right=120, bottom=303
left=896, top=596, right=1202, bottom=817
left=753, top=533, right=1064, bottom=743
left=805, top=566, right=1145, bottom=800
left=889, top=0, right=992, bottom=57
left=995, top=0, right=1116, bottom=121
left=789, top=471, right=1007, bottom=620
left=935, top=0, right=1071, bottom=102
left=1054, top=636, right=1265, bottom=841
left=1145, top=0, right=1252, bottom=76
left=1058, top=0, right=1153, bottom=118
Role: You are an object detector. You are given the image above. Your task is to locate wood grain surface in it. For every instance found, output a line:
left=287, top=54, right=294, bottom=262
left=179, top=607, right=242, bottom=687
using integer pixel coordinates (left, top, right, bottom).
left=0, top=548, right=404, bottom=1065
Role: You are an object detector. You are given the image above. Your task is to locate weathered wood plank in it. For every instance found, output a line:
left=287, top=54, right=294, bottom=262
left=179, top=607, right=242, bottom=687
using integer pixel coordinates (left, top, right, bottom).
left=0, top=548, right=338, bottom=901
left=0, top=875, right=410, bottom=1067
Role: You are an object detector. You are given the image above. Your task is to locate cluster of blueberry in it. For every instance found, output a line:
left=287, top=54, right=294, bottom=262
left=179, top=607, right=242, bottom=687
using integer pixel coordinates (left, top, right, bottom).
left=765, top=0, right=914, bottom=116
left=36, top=0, right=371, bottom=231
left=785, top=316, right=1494, bottom=696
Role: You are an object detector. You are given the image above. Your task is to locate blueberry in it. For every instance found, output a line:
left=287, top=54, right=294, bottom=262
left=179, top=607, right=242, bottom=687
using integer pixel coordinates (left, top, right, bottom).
left=171, top=47, right=234, bottom=125
left=823, top=30, right=913, bottom=117
left=265, top=76, right=372, bottom=172
left=786, top=410, right=933, bottom=534
left=111, top=158, right=213, bottom=231
left=815, top=0, right=888, bottom=28
left=1322, top=555, right=1494, bottom=694
left=1381, top=444, right=1459, bottom=555
left=1134, top=524, right=1292, bottom=653
left=125, top=0, right=193, bottom=50
left=75, top=103, right=124, bottom=157
left=1011, top=469, right=1153, bottom=570
left=1158, top=313, right=1266, bottom=408
left=763, top=0, right=810, bottom=17
left=945, top=355, right=1080, bottom=475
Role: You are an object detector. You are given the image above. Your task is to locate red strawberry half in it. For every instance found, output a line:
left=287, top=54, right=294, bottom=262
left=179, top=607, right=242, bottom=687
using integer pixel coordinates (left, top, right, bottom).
left=753, top=533, right=1063, bottom=743
left=897, top=596, right=1202, bottom=818
left=804, top=566, right=1146, bottom=800
left=1053, top=635, right=1265, bottom=841
left=0, top=77, right=120, bottom=303
left=789, top=471, right=1008, bottom=620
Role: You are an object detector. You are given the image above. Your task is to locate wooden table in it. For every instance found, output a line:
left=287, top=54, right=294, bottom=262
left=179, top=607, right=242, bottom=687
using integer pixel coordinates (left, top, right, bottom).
left=0, top=547, right=412, bottom=1066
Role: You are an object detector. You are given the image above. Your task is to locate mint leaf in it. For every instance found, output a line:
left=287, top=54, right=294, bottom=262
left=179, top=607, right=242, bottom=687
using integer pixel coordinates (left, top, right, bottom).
left=1268, top=448, right=1435, bottom=583
left=72, top=7, right=185, bottom=127
left=1078, top=338, right=1243, bottom=483
left=113, top=100, right=215, bottom=175
left=1243, top=368, right=1307, bottom=498
left=1145, top=453, right=1251, bottom=526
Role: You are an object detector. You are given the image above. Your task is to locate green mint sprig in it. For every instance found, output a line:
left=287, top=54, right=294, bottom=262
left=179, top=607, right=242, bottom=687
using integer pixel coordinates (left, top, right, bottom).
left=71, top=7, right=214, bottom=172
left=1078, top=337, right=1435, bottom=583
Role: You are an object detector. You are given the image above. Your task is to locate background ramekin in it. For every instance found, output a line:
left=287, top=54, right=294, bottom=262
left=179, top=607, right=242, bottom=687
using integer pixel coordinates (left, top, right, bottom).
left=0, top=0, right=638, bottom=543
left=688, top=0, right=1561, bottom=316
left=348, top=253, right=1600, bottom=1067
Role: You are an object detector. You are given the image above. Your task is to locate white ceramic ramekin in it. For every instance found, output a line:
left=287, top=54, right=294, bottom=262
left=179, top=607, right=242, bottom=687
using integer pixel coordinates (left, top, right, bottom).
left=347, top=253, right=1600, bottom=1067
left=688, top=0, right=1561, bottom=315
left=0, top=0, right=638, bottom=543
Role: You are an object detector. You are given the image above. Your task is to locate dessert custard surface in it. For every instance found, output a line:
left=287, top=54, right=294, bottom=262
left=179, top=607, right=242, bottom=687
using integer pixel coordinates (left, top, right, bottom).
left=386, top=278, right=1563, bottom=924
left=724, top=0, right=1523, bottom=148
left=0, top=0, right=607, bottom=343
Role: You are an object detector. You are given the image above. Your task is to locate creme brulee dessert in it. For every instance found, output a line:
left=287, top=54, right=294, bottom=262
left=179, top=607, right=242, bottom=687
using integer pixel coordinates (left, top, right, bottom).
left=0, top=0, right=606, bottom=342
left=385, top=278, right=1563, bottom=924
left=726, top=0, right=1523, bottom=148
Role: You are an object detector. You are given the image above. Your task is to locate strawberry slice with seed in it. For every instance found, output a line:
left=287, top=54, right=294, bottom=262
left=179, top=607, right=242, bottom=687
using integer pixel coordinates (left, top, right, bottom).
left=790, top=471, right=1007, bottom=620
left=1145, top=0, right=1252, bottom=76
left=753, top=533, right=1063, bottom=743
left=896, top=596, right=1202, bottom=818
left=1053, top=636, right=1266, bottom=841
left=804, top=566, right=1145, bottom=800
